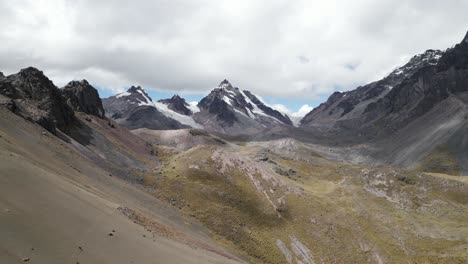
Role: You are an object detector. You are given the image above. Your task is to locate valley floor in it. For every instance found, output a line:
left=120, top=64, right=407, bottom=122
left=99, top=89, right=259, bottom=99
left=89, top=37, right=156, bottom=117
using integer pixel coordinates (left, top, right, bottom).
left=136, top=129, right=468, bottom=264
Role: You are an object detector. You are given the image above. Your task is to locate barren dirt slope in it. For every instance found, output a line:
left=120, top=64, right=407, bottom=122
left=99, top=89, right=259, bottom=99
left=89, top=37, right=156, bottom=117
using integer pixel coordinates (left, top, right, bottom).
left=0, top=108, right=243, bottom=264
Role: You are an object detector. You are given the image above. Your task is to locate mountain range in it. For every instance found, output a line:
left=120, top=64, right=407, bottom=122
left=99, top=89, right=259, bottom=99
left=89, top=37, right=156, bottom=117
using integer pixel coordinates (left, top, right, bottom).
left=0, top=30, right=467, bottom=264
left=1, top=30, right=467, bottom=172
left=101, top=79, right=293, bottom=135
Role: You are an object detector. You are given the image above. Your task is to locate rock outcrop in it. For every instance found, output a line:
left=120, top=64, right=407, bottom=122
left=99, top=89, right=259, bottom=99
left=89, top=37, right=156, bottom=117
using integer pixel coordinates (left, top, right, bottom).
left=61, top=80, right=105, bottom=118
left=0, top=67, right=76, bottom=134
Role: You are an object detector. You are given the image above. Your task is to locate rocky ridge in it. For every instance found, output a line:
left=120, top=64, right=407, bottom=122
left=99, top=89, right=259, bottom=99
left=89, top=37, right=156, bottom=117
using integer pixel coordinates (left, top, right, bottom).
left=61, top=79, right=105, bottom=118
left=0, top=67, right=76, bottom=134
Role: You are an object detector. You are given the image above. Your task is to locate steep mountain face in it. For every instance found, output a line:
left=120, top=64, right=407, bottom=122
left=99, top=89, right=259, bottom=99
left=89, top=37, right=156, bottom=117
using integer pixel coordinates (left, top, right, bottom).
left=242, top=90, right=292, bottom=125
left=0, top=67, right=76, bottom=134
left=300, top=49, right=444, bottom=133
left=158, top=95, right=193, bottom=115
left=195, top=80, right=292, bottom=134
left=102, top=86, right=189, bottom=130
left=61, top=80, right=105, bottom=118
left=299, top=31, right=468, bottom=172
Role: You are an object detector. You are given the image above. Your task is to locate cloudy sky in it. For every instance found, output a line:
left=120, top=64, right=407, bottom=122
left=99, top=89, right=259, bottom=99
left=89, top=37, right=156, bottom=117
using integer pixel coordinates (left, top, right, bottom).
left=1, top=0, right=467, bottom=113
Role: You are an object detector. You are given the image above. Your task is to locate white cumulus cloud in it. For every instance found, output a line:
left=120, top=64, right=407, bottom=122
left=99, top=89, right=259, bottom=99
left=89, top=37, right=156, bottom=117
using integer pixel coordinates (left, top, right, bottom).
left=272, top=104, right=314, bottom=126
left=0, top=0, right=467, bottom=101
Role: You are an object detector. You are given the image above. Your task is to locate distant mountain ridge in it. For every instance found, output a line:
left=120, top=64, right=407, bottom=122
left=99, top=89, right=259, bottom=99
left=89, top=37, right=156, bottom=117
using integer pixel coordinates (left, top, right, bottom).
left=298, top=30, right=468, bottom=173
left=300, top=49, right=445, bottom=131
left=101, top=79, right=294, bottom=134
left=102, top=86, right=190, bottom=130
left=299, top=33, right=468, bottom=140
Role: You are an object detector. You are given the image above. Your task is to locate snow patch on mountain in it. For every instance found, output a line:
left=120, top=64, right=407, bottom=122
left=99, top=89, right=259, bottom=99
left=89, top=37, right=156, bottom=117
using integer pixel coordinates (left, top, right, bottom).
left=154, top=102, right=203, bottom=129
left=223, top=96, right=233, bottom=106
left=237, top=90, right=287, bottom=124
left=390, top=49, right=443, bottom=77
left=136, top=89, right=153, bottom=104
left=116, top=91, right=131, bottom=98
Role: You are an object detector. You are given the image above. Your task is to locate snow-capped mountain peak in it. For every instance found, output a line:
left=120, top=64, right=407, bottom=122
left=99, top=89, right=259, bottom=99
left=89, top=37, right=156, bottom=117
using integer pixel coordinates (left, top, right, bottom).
left=158, top=94, right=193, bottom=116
left=218, top=79, right=234, bottom=90
left=115, top=86, right=153, bottom=106
left=389, top=49, right=443, bottom=77
left=198, top=80, right=292, bottom=127
left=105, top=80, right=295, bottom=134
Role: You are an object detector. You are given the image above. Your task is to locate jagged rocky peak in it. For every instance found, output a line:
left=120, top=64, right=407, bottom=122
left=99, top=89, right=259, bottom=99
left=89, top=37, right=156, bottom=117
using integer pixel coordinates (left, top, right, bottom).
left=206, top=79, right=238, bottom=98
left=158, top=94, right=192, bottom=115
left=0, top=67, right=76, bottom=134
left=8, top=67, right=57, bottom=100
left=218, top=79, right=234, bottom=90
left=61, top=79, right=105, bottom=118
left=389, top=49, right=443, bottom=77
left=127, top=85, right=145, bottom=94
left=200, top=80, right=249, bottom=111
left=463, top=30, right=468, bottom=44
left=198, top=79, right=292, bottom=127
left=116, top=85, right=153, bottom=105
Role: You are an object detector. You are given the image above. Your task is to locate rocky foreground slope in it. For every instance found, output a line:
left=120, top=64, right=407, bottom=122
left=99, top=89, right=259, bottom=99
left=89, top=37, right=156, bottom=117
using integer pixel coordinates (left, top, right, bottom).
left=0, top=68, right=244, bottom=264
left=0, top=109, right=244, bottom=264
